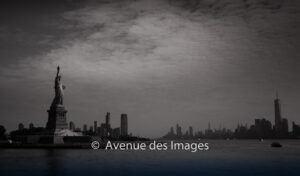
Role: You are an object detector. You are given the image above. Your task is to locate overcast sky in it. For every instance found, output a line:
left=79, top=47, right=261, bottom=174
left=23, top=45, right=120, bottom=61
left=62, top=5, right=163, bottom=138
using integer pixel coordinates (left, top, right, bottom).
left=0, top=0, right=299, bottom=137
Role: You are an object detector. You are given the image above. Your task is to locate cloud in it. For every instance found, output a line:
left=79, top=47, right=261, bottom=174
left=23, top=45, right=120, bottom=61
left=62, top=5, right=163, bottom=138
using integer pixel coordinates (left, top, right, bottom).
left=2, top=0, right=299, bottom=84
left=1, top=0, right=212, bottom=85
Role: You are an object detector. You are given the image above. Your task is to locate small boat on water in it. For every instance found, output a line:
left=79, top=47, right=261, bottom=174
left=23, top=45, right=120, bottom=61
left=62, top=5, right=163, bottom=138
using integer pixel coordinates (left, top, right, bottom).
left=271, top=142, right=282, bottom=148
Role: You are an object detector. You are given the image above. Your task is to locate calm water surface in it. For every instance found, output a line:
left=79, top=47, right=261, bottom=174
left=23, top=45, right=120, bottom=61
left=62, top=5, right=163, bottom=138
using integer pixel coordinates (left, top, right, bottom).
left=0, top=140, right=300, bottom=176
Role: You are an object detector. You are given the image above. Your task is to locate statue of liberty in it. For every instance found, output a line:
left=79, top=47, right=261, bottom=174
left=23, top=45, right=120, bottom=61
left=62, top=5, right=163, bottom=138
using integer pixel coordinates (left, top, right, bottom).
left=51, top=66, right=66, bottom=106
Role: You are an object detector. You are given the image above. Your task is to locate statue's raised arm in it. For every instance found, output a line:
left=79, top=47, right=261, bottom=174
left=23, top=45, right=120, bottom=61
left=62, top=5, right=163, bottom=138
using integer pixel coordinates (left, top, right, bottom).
left=56, top=66, right=60, bottom=77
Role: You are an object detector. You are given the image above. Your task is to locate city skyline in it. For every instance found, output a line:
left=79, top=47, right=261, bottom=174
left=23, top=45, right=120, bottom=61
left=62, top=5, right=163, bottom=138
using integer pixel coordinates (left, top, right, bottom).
left=1, top=72, right=300, bottom=138
left=0, top=0, right=300, bottom=138
left=162, top=94, right=300, bottom=139
left=10, top=92, right=300, bottom=139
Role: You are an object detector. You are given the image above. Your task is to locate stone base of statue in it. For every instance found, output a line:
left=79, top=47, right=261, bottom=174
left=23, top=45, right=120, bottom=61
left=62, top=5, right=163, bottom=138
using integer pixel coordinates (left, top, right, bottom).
left=46, top=105, right=69, bottom=144
left=46, top=105, right=68, bottom=131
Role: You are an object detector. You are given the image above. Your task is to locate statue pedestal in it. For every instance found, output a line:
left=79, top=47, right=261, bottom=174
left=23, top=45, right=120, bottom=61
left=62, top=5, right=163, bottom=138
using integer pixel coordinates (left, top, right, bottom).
left=46, top=105, right=68, bottom=131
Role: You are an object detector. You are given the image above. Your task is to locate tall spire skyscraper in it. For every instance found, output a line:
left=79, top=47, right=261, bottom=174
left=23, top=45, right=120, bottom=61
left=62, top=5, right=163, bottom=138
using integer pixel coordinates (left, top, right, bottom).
left=274, top=92, right=282, bottom=132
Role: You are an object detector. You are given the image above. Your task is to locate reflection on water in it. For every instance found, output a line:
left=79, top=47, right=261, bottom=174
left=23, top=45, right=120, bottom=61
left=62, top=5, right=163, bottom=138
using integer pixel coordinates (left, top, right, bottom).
left=0, top=140, right=300, bottom=176
left=45, top=150, right=63, bottom=176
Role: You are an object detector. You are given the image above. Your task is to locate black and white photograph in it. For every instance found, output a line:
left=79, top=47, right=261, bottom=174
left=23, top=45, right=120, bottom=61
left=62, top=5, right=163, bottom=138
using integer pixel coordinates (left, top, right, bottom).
left=0, top=0, right=299, bottom=176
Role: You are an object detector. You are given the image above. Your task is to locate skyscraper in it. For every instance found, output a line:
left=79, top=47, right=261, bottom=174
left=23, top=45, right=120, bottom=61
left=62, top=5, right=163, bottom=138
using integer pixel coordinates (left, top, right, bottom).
left=292, top=122, right=300, bottom=137
left=274, top=93, right=282, bottom=132
left=281, top=118, right=289, bottom=135
left=120, top=114, right=128, bottom=136
left=106, top=112, right=110, bottom=126
left=83, top=124, right=87, bottom=132
left=170, top=127, right=174, bottom=135
left=94, top=121, right=97, bottom=133
left=176, top=124, right=182, bottom=137
left=274, top=93, right=289, bottom=137
left=189, top=126, right=193, bottom=138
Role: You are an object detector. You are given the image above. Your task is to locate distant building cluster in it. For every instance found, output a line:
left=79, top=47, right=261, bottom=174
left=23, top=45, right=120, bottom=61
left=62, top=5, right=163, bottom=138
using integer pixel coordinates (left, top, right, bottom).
left=8, top=111, right=135, bottom=144
left=68, top=112, right=129, bottom=138
left=162, top=95, right=300, bottom=139
left=165, top=124, right=195, bottom=139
